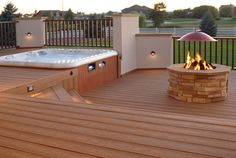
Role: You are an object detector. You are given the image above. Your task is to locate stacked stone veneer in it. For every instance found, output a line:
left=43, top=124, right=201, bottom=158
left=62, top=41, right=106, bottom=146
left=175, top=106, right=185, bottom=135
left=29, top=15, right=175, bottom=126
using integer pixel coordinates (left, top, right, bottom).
left=167, top=64, right=231, bottom=103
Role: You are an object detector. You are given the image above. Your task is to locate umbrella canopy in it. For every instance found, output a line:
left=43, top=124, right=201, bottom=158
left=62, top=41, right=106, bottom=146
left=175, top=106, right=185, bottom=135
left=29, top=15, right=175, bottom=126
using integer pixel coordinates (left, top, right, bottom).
left=178, top=31, right=217, bottom=42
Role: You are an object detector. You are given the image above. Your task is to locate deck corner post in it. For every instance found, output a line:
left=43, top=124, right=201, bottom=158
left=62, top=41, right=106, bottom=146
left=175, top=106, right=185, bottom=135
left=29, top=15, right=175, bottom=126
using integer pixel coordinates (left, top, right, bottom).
left=112, top=13, right=139, bottom=75
left=15, top=17, right=46, bottom=48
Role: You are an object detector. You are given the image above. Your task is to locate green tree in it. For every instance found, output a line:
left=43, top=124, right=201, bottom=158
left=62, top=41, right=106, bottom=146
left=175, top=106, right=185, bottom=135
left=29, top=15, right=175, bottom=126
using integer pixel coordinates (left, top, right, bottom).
left=149, top=11, right=165, bottom=27
left=199, top=11, right=217, bottom=36
left=64, top=8, right=74, bottom=20
left=192, top=5, right=219, bottom=19
left=139, top=15, right=146, bottom=27
left=149, top=2, right=166, bottom=27
left=154, top=2, right=166, bottom=11
left=101, top=13, right=105, bottom=18
left=89, top=13, right=97, bottom=19
left=173, top=8, right=192, bottom=18
left=33, top=10, right=38, bottom=17
left=219, top=5, right=233, bottom=17
left=1, top=2, right=18, bottom=21
left=48, top=11, right=55, bottom=20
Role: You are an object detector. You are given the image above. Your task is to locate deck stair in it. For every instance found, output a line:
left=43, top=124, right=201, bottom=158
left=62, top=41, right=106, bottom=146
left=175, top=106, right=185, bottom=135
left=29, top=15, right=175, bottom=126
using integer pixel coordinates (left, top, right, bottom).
left=28, top=85, right=85, bottom=103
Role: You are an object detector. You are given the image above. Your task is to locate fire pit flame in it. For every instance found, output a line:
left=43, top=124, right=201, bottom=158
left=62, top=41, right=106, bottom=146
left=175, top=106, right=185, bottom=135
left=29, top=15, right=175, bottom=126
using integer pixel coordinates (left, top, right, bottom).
left=184, top=52, right=216, bottom=70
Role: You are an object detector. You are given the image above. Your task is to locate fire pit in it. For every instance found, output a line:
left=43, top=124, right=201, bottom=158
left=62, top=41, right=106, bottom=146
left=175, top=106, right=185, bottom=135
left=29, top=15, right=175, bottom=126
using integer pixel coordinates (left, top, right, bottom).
left=168, top=31, right=231, bottom=103
left=167, top=53, right=231, bottom=103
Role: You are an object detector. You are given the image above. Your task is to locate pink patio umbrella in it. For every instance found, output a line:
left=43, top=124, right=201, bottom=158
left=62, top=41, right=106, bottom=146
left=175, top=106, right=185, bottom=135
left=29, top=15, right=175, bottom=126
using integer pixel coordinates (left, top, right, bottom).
left=178, top=31, right=217, bottom=42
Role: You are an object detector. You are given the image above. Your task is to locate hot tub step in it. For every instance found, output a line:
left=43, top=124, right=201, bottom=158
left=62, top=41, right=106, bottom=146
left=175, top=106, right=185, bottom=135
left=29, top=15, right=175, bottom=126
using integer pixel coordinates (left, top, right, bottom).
left=28, top=85, right=85, bottom=103
left=68, top=89, right=86, bottom=103
left=52, top=85, right=74, bottom=102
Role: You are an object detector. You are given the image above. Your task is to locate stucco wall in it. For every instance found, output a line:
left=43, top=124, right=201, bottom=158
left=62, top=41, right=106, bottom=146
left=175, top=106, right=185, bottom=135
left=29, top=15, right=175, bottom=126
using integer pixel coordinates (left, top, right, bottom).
left=136, top=33, right=173, bottom=69
left=113, top=14, right=139, bottom=75
left=16, top=18, right=45, bottom=48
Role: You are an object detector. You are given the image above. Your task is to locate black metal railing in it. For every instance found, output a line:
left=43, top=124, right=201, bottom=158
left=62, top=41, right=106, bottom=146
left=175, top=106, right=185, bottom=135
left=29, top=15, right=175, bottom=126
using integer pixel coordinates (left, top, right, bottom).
left=44, top=18, right=113, bottom=47
left=0, top=21, right=16, bottom=49
left=173, top=36, right=236, bottom=69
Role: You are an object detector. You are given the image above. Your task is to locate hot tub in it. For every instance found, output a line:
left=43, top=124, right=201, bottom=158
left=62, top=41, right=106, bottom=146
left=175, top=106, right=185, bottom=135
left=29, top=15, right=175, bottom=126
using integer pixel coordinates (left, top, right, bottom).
left=0, top=48, right=119, bottom=93
left=0, top=48, right=118, bottom=69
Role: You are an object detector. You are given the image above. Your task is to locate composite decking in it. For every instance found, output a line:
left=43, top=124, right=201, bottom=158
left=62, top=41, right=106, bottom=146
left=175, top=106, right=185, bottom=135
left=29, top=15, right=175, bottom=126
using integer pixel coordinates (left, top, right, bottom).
left=0, top=67, right=71, bottom=92
left=83, top=70, right=236, bottom=120
left=0, top=69, right=236, bottom=157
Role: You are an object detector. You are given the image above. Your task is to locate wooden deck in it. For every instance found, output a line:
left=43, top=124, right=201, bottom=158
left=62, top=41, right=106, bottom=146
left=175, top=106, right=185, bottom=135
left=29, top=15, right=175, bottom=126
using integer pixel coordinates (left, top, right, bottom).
left=83, top=70, right=236, bottom=120
left=0, top=69, right=236, bottom=157
left=0, top=67, right=75, bottom=93
left=0, top=67, right=59, bottom=92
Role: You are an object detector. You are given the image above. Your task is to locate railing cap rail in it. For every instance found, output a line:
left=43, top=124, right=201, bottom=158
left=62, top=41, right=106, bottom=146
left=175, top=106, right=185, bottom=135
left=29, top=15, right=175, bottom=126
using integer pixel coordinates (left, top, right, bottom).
left=0, top=21, right=16, bottom=24
left=14, top=17, right=47, bottom=21
left=44, top=18, right=112, bottom=22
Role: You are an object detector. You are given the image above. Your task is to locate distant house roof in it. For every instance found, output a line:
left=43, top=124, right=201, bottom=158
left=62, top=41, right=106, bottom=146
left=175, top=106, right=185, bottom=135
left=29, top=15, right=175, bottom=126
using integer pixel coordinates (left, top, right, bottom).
left=34, top=10, right=66, bottom=19
left=122, top=5, right=154, bottom=16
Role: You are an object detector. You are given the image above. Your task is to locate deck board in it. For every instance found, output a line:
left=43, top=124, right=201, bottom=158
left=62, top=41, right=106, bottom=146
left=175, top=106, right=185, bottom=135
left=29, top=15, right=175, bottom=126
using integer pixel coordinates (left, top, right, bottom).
left=83, top=70, right=236, bottom=120
left=0, top=67, right=72, bottom=92
left=0, top=69, right=236, bottom=157
left=0, top=93, right=235, bottom=157
left=0, top=146, right=46, bottom=158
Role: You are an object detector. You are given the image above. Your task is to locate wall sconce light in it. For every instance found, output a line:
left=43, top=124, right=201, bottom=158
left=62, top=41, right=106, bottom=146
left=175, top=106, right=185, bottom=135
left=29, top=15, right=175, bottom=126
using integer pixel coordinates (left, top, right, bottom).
left=150, top=51, right=156, bottom=56
left=26, top=32, right=32, bottom=37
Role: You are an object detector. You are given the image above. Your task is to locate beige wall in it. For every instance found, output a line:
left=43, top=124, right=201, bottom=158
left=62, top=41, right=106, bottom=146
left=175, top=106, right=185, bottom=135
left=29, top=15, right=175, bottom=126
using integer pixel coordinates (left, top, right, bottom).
left=113, top=14, right=139, bottom=75
left=16, top=18, right=45, bottom=48
left=136, top=33, right=173, bottom=69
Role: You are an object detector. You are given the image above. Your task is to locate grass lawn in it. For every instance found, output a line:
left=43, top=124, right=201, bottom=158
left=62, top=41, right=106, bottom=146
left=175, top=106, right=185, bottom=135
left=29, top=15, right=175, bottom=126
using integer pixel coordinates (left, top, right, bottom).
left=174, top=39, right=236, bottom=69
left=162, top=18, right=236, bottom=28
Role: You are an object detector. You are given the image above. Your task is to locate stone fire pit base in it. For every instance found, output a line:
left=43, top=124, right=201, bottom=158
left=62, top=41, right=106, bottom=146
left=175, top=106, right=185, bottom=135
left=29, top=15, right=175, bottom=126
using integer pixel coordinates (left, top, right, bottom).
left=167, top=64, right=231, bottom=103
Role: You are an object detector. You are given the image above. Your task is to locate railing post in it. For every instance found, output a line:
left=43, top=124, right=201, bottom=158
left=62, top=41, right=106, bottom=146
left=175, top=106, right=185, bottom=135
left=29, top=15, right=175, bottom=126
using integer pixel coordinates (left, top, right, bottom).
left=0, top=23, right=3, bottom=49
left=113, top=13, right=139, bottom=75
left=232, top=39, right=235, bottom=69
left=173, top=37, right=176, bottom=64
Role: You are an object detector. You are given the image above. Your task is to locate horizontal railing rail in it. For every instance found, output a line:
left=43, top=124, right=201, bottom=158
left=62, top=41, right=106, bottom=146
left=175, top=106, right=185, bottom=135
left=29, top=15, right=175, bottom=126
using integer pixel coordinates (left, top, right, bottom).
left=44, top=19, right=113, bottom=48
left=0, top=21, right=16, bottom=50
left=173, top=36, right=236, bottom=69
left=141, top=27, right=236, bottom=36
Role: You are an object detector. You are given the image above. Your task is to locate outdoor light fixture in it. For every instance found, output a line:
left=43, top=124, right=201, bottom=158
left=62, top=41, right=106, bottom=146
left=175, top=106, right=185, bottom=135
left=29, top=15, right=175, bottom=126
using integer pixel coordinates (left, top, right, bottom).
left=150, top=51, right=156, bottom=56
left=27, top=85, right=34, bottom=92
left=26, top=32, right=32, bottom=37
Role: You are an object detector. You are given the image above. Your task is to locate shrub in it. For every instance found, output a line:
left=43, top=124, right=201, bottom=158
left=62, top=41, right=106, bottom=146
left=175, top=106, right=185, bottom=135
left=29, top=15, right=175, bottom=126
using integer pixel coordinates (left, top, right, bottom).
left=199, top=11, right=217, bottom=36
left=139, top=15, right=147, bottom=28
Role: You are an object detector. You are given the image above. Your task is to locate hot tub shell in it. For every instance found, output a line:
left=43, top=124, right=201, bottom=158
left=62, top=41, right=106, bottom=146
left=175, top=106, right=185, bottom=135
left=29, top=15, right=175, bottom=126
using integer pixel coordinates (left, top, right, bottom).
left=0, top=48, right=118, bottom=69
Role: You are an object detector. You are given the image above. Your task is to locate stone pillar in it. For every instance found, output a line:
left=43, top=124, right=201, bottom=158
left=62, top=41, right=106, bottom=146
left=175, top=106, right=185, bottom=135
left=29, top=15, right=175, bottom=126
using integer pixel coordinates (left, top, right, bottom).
left=15, top=18, right=46, bottom=48
left=113, top=14, right=139, bottom=75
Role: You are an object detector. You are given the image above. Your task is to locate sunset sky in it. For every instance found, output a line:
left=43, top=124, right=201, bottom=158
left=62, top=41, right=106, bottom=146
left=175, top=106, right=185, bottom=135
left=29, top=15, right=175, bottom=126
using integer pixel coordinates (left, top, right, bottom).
left=0, top=0, right=235, bottom=14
